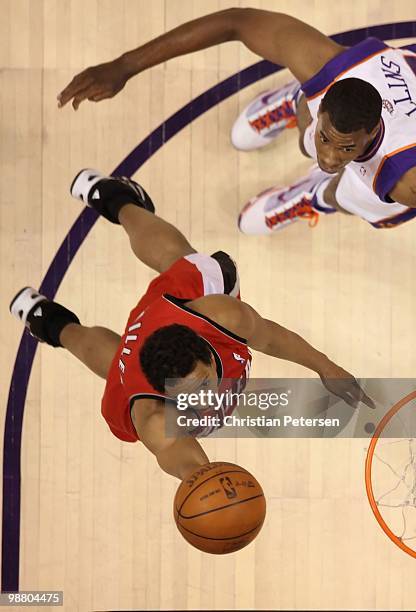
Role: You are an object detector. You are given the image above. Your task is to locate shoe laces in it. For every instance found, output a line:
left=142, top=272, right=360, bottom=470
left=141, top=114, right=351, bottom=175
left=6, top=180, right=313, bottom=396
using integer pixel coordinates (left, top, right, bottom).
left=249, top=100, right=298, bottom=133
left=266, top=197, right=319, bottom=229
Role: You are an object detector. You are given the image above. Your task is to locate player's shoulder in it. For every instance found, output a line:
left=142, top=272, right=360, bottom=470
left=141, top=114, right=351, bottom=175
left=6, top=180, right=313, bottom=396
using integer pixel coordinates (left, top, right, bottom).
left=301, top=37, right=388, bottom=99
left=131, top=396, right=166, bottom=434
left=187, top=294, right=241, bottom=323
left=131, top=396, right=165, bottom=417
left=186, top=294, right=249, bottom=337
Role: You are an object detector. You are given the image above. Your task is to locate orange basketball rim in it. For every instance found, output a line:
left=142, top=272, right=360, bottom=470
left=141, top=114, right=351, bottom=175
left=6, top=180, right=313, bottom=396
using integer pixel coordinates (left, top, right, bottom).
left=365, top=389, right=416, bottom=559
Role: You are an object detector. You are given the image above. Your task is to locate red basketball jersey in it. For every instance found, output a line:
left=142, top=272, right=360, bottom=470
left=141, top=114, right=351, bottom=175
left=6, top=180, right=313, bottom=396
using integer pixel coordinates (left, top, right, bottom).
left=102, top=294, right=252, bottom=442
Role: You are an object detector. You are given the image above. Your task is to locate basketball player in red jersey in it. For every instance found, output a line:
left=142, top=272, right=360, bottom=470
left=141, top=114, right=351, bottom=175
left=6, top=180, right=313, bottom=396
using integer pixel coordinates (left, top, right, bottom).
left=57, top=8, right=416, bottom=230
left=10, top=171, right=373, bottom=480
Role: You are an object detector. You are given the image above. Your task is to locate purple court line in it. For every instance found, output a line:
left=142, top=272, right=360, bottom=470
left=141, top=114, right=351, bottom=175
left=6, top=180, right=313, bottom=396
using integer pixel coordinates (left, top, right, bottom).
left=2, top=22, right=416, bottom=592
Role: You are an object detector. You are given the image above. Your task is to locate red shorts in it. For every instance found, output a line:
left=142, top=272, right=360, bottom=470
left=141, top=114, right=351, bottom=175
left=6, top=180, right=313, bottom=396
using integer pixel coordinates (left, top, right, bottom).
left=101, top=252, right=240, bottom=442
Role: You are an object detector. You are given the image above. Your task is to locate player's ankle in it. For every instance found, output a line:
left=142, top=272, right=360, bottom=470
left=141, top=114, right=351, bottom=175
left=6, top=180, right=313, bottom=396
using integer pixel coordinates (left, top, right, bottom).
left=10, top=288, right=81, bottom=348
left=70, top=170, right=156, bottom=224
left=59, top=322, right=82, bottom=348
left=40, top=306, right=81, bottom=348
left=117, top=202, right=145, bottom=225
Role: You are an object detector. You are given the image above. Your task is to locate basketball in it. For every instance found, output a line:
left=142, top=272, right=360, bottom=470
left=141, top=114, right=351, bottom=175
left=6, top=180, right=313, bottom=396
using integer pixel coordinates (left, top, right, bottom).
left=174, top=462, right=266, bottom=554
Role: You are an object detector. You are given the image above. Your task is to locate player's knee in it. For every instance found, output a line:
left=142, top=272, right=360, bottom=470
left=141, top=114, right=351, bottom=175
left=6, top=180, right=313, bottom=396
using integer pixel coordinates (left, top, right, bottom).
left=158, top=246, right=197, bottom=273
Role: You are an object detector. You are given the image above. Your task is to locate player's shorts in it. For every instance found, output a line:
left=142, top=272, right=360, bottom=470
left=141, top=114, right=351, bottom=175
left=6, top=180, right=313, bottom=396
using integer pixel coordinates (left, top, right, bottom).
left=127, top=251, right=240, bottom=321
left=303, top=120, right=414, bottom=228
left=100, top=251, right=240, bottom=442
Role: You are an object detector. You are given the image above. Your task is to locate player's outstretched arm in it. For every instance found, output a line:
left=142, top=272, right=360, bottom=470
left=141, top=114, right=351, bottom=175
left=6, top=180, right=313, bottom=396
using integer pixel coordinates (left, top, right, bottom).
left=57, top=8, right=344, bottom=109
left=238, top=300, right=375, bottom=408
left=131, top=398, right=209, bottom=480
left=191, top=295, right=374, bottom=409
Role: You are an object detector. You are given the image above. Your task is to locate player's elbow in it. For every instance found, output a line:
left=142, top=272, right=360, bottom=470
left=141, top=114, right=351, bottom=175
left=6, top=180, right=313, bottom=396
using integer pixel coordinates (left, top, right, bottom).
left=227, top=7, right=274, bottom=41
left=220, top=7, right=246, bottom=41
left=232, top=7, right=287, bottom=40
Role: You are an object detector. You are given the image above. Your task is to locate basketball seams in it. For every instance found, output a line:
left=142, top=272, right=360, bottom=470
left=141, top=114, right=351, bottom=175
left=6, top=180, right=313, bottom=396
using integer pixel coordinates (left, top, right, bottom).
left=177, top=493, right=265, bottom=520
left=176, top=469, right=252, bottom=514
left=174, top=463, right=266, bottom=553
left=177, top=520, right=264, bottom=542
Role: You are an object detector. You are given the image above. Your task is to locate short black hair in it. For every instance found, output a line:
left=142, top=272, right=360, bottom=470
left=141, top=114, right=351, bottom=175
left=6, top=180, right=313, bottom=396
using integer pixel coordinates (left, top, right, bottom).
left=139, top=324, right=212, bottom=393
left=321, top=78, right=382, bottom=134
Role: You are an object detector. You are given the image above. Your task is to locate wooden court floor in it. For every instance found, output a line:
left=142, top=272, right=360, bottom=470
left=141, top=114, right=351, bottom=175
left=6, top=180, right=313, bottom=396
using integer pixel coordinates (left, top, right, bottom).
left=1, top=1, right=416, bottom=610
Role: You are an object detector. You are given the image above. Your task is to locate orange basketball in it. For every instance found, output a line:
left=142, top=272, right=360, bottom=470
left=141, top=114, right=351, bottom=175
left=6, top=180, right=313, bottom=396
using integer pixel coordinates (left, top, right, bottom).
left=174, top=462, right=266, bottom=554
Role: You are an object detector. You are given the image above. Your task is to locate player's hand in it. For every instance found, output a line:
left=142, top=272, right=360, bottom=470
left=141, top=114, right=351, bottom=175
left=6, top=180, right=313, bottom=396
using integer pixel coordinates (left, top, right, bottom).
left=319, top=363, right=375, bottom=409
left=57, top=58, right=129, bottom=110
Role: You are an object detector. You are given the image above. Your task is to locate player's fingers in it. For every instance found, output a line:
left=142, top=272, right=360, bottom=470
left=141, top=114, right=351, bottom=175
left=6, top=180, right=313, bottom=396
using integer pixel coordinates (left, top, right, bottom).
left=77, top=80, right=115, bottom=107
left=349, top=383, right=376, bottom=409
left=343, top=392, right=359, bottom=408
left=72, top=92, right=89, bottom=110
left=359, top=390, right=376, bottom=409
left=70, top=83, right=102, bottom=110
left=57, top=74, right=93, bottom=107
left=88, top=90, right=111, bottom=102
left=57, top=79, right=83, bottom=107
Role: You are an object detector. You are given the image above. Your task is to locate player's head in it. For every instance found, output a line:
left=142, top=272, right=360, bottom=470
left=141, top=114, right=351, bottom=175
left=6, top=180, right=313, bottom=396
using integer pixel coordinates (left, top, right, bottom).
left=316, top=78, right=382, bottom=173
left=139, top=324, right=218, bottom=395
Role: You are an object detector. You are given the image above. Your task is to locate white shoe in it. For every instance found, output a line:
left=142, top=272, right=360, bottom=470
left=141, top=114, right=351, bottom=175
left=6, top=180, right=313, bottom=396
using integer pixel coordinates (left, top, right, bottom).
left=70, top=168, right=105, bottom=204
left=238, top=166, right=335, bottom=235
left=231, top=80, right=301, bottom=151
left=70, top=168, right=155, bottom=223
left=10, top=287, right=80, bottom=346
left=10, top=287, right=47, bottom=326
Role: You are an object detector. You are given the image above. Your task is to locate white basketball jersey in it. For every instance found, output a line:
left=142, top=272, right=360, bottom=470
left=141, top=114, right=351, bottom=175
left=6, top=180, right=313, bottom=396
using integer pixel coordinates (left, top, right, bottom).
left=301, top=38, right=416, bottom=228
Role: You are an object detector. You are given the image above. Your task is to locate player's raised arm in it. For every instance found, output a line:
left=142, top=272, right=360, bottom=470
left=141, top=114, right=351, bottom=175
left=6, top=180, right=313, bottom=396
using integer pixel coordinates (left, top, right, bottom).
left=238, top=300, right=375, bottom=408
left=192, top=295, right=374, bottom=409
left=131, top=398, right=209, bottom=480
left=57, top=8, right=344, bottom=109
left=231, top=8, right=344, bottom=82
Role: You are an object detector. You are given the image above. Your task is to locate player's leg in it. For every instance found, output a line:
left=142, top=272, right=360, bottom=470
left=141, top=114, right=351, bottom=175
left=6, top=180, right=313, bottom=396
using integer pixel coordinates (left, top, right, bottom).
left=237, top=103, right=356, bottom=234
left=231, top=80, right=315, bottom=153
left=231, top=80, right=302, bottom=150
left=238, top=165, right=340, bottom=235
left=59, top=324, right=121, bottom=379
left=71, top=169, right=196, bottom=273
left=10, top=287, right=120, bottom=380
left=118, top=205, right=196, bottom=273
left=249, top=164, right=413, bottom=233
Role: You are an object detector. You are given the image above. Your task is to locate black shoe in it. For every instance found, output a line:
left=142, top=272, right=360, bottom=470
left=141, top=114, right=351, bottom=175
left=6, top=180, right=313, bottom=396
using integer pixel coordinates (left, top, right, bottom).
left=70, top=168, right=155, bottom=224
left=10, top=287, right=80, bottom=347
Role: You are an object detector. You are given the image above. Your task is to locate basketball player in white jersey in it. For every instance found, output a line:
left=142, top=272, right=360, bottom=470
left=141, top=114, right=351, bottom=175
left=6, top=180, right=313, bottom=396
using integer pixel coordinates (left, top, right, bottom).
left=57, top=8, right=416, bottom=233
